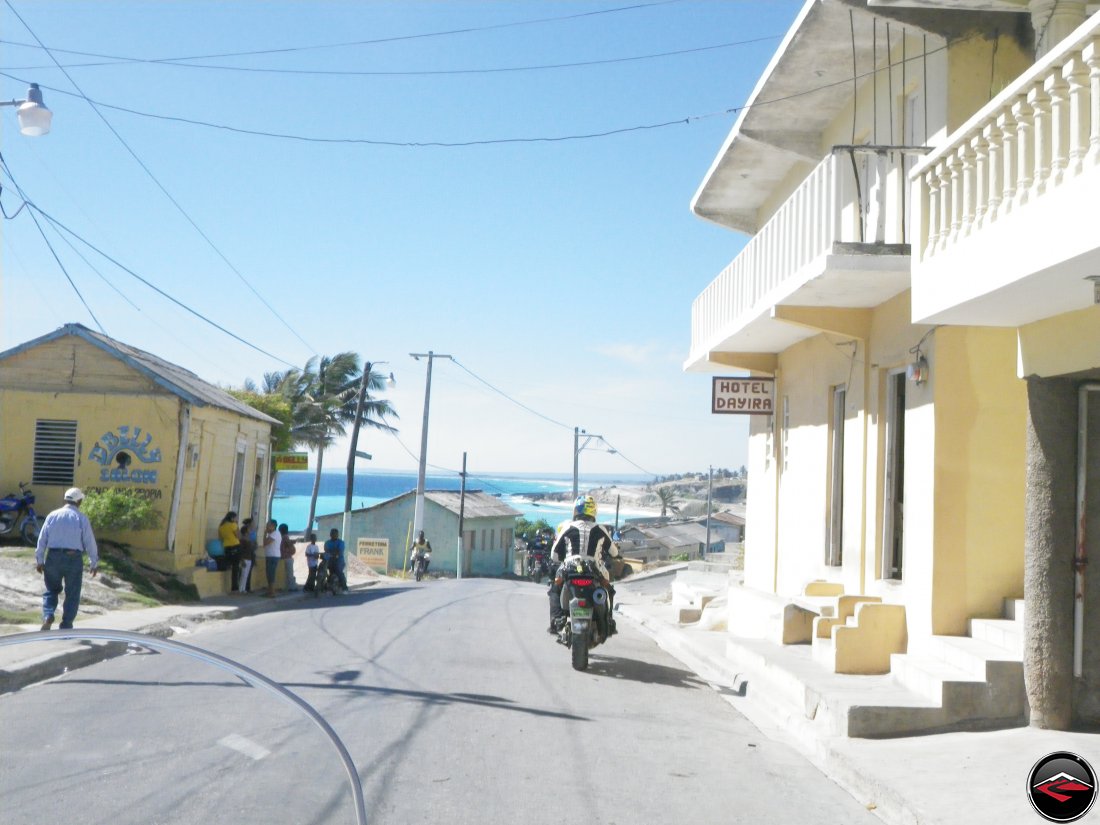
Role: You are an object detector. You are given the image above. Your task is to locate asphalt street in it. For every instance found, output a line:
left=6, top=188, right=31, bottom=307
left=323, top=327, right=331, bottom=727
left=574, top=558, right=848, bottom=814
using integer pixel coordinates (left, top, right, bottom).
left=1, top=578, right=880, bottom=824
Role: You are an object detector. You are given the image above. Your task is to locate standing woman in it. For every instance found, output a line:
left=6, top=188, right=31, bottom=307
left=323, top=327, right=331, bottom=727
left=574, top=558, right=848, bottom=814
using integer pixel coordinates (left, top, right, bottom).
left=238, top=517, right=257, bottom=593
left=263, top=519, right=280, bottom=597
left=218, top=512, right=242, bottom=592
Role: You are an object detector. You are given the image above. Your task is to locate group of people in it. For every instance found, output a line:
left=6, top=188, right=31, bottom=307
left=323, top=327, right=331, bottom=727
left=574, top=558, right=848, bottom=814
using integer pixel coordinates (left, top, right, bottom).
left=218, top=513, right=349, bottom=597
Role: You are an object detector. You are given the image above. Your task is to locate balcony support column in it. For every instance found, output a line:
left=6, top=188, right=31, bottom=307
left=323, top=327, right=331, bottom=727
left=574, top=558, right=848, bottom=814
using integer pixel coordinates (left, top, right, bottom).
left=1024, top=375, right=1078, bottom=730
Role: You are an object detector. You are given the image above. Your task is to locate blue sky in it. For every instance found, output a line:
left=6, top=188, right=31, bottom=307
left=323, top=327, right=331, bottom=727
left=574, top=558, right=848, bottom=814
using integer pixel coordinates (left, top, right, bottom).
left=0, top=0, right=800, bottom=478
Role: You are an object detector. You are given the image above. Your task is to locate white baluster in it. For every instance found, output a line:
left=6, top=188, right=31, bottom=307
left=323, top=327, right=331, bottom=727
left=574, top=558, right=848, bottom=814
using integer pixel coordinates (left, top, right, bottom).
left=935, top=159, right=952, bottom=253
left=1084, top=40, right=1100, bottom=167
left=924, top=167, right=941, bottom=259
left=1044, top=68, right=1070, bottom=186
left=971, top=133, right=989, bottom=230
left=998, top=108, right=1019, bottom=214
left=959, top=143, right=977, bottom=237
left=1012, top=96, right=1033, bottom=208
left=947, top=151, right=963, bottom=245
left=983, top=121, right=1004, bottom=222
left=1027, top=82, right=1051, bottom=198
left=1062, top=54, right=1089, bottom=177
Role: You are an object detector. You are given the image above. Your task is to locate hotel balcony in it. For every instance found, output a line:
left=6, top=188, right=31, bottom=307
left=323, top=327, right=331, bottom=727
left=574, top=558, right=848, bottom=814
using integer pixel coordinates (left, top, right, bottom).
left=686, top=145, right=926, bottom=373
left=911, top=13, right=1100, bottom=327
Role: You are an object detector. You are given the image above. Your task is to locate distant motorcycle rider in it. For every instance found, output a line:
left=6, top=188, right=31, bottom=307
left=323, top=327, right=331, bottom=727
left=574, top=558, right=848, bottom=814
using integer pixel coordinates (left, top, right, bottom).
left=547, top=495, right=616, bottom=634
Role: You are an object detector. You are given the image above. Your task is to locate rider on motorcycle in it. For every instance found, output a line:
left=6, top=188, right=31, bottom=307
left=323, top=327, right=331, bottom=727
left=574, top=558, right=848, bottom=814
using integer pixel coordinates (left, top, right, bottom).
left=547, top=495, right=616, bottom=634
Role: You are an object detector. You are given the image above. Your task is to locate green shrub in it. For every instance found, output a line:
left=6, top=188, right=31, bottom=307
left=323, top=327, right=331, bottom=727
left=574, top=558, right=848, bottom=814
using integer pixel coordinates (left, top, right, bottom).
left=82, top=488, right=163, bottom=533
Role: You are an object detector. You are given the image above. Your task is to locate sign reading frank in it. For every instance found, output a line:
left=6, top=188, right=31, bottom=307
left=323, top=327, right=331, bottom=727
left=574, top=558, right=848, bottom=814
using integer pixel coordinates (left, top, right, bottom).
left=712, top=376, right=775, bottom=416
left=89, top=425, right=162, bottom=484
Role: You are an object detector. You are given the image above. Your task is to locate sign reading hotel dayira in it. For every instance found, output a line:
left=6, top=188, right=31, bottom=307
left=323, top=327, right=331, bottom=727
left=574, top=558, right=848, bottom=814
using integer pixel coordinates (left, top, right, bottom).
left=357, top=538, right=388, bottom=572
left=274, top=452, right=309, bottom=471
left=712, top=376, right=775, bottom=415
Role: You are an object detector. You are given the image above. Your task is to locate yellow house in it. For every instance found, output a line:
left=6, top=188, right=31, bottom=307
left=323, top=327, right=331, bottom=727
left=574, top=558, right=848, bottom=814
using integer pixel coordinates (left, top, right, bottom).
left=687, top=0, right=1099, bottom=734
left=0, top=323, right=278, bottom=597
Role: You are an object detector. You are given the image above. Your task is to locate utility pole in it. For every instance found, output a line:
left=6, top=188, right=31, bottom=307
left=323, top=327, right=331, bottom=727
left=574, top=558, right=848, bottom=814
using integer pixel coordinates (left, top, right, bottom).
left=410, top=351, right=452, bottom=541
left=457, top=452, right=467, bottom=581
left=704, top=465, right=713, bottom=561
left=572, top=427, right=613, bottom=500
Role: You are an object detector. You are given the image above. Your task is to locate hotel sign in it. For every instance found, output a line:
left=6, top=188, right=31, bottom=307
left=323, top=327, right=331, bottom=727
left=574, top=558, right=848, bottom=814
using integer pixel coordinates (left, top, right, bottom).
left=712, top=377, right=775, bottom=415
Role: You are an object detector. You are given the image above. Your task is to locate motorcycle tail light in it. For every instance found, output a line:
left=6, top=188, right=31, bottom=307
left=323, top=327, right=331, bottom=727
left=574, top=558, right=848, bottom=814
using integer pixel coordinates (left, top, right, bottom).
left=577, top=600, right=587, bottom=608
left=570, top=577, right=594, bottom=587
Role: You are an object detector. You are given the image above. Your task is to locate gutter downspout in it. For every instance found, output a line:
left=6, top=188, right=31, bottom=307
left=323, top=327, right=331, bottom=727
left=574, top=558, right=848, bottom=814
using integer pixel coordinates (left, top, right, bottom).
left=167, top=402, right=190, bottom=555
left=1074, top=383, right=1100, bottom=677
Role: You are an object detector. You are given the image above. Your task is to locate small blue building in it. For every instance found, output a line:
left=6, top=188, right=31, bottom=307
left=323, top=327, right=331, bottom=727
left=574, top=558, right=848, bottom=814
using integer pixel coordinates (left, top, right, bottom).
left=316, top=489, right=521, bottom=577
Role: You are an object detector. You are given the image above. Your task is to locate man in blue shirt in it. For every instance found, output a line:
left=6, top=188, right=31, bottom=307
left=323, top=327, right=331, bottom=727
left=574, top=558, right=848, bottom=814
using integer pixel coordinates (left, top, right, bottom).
left=35, top=487, right=98, bottom=631
left=323, top=528, right=348, bottom=592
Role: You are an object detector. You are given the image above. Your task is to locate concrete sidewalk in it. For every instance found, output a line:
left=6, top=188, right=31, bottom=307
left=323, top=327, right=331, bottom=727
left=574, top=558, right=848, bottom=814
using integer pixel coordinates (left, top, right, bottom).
left=614, top=567, right=1100, bottom=825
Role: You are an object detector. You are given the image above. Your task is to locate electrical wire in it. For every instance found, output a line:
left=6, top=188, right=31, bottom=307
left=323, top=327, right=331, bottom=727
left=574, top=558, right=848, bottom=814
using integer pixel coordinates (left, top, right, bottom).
left=0, top=36, right=783, bottom=76
left=2, top=0, right=317, bottom=356
left=0, top=1, right=688, bottom=65
left=0, top=37, right=961, bottom=149
left=450, top=358, right=572, bottom=431
left=10, top=186, right=299, bottom=367
left=0, top=155, right=105, bottom=332
left=591, top=435, right=655, bottom=477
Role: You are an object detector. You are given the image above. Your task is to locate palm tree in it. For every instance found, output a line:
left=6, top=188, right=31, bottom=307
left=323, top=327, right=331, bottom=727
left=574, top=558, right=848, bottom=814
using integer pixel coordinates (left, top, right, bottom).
left=282, top=354, right=397, bottom=533
left=655, top=486, right=682, bottom=518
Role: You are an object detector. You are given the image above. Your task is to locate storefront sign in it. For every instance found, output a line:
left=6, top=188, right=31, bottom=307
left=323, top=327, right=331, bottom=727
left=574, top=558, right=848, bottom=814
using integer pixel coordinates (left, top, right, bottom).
left=89, top=425, right=162, bottom=484
left=712, top=377, right=775, bottom=415
left=274, top=452, right=309, bottom=471
left=357, top=537, right=388, bottom=572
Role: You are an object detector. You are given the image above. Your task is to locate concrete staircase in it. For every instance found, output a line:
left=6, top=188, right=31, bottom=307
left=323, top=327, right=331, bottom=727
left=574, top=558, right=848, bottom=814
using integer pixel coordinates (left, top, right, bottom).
left=877, top=598, right=1027, bottom=734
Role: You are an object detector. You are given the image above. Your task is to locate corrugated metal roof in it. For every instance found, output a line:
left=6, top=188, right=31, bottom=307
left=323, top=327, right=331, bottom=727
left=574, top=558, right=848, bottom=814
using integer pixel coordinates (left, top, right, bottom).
left=318, top=489, right=521, bottom=520
left=0, top=323, right=280, bottom=424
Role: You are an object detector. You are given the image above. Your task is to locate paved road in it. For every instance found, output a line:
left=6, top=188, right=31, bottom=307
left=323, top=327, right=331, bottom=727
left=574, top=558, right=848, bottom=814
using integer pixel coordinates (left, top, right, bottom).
left=1, top=579, right=879, bottom=824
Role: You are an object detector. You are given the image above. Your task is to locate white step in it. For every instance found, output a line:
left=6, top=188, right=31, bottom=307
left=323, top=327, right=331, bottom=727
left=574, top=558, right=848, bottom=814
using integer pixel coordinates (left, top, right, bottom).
left=1004, top=598, right=1025, bottom=622
left=889, top=653, right=985, bottom=704
left=812, top=635, right=836, bottom=670
left=924, top=634, right=1023, bottom=680
left=969, top=617, right=1024, bottom=656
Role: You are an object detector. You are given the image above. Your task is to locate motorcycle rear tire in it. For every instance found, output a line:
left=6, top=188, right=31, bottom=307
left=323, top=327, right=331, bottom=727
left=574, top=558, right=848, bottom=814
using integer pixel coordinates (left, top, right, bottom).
left=571, top=632, right=589, bottom=671
left=414, top=565, right=423, bottom=582
left=20, top=520, right=38, bottom=545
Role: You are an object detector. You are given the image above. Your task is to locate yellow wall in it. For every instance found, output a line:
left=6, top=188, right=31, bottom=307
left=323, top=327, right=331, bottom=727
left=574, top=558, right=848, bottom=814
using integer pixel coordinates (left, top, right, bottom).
left=931, top=326, right=1026, bottom=634
left=1018, top=305, right=1100, bottom=378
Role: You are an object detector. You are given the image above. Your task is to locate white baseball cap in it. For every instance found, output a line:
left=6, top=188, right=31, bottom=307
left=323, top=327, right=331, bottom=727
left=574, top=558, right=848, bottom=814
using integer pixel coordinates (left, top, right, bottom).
left=64, top=487, right=85, bottom=503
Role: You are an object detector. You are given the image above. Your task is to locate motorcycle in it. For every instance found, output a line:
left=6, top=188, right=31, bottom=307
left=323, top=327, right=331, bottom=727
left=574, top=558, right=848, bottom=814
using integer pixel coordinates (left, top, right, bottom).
left=0, top=482, right=40, bottom=545
left=313, top=552, right=342, bottom=596
left=555, top=554, right=613, bottom=671
left=411, top=549, right=431, bottom=582
left=526, top=547, right=550, bottom=583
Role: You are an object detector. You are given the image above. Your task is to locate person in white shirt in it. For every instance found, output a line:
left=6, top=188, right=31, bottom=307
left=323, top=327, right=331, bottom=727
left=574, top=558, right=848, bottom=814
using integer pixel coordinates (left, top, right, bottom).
left=35, top=487, right=98, bottom=631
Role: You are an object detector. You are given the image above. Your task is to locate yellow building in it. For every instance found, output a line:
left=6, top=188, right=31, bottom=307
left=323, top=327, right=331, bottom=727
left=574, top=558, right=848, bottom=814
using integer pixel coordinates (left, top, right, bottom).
left=0, top=323, right=277, bottom=597
left=687, top=0, right=1100, bottom=734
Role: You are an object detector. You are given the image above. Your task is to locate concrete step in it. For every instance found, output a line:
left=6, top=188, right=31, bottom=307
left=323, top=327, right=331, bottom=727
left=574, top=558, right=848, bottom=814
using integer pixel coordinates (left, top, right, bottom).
left=1005, top=598, right=1025, bottom=622
left=889, top=652, right=985, bottom=704
left=968, top=617, right=1024, bottom=656
left=924, top=634, right=1023, bottom=679
left=811, top=635, right=836, bottom=671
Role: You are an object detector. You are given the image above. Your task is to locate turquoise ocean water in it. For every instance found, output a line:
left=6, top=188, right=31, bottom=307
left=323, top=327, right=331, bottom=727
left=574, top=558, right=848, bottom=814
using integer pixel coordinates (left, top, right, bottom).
left=270, top=469, right=649, bottom=532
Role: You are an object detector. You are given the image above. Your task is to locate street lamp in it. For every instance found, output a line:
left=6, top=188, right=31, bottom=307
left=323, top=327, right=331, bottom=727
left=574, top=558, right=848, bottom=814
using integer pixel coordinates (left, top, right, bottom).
left=1, top=83, right=52, bottom=137
left=341, top=362, right=396, bottom=542
left=410, top=351, right=453, bottom=540
left=572, top=427, right=616, bottom=499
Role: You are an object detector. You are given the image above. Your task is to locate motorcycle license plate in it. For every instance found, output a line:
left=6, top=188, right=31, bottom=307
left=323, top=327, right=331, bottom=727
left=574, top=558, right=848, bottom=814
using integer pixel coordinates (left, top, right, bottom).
left=571, top=606, right=593, bottom=620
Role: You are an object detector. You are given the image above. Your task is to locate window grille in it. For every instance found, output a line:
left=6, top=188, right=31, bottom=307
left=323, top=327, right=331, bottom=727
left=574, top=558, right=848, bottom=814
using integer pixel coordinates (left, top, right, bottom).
left=33, top=419, right=78, bottom=486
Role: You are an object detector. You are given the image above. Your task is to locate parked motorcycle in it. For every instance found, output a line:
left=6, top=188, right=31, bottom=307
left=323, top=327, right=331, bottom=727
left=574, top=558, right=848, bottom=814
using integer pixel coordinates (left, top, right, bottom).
left=0, top=482, right=40, bottom=545
left=412, top=549, right=431, bottom=582
left=555, top=554, right=613, bottom=671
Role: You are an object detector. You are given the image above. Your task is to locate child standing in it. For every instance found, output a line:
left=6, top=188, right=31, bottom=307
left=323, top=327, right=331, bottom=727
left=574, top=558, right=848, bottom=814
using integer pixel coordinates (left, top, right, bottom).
left=304, top=533, right=320, bottom=592
left=279, top=523, right=299, bottom=593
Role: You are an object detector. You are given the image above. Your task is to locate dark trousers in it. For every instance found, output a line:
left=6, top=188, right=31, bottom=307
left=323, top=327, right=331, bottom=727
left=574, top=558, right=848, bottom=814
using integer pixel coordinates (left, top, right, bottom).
left=226, top=547, right=241, bottom=591
left=304, top=566, right=318, bottom=591
left=43, top=549, right=84, bottom=628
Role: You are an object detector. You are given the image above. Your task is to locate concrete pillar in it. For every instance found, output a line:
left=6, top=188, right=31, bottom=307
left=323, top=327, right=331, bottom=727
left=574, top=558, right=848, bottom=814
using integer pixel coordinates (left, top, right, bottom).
left=1024, top=376, right=1077, bottom=729
left=1031, top=0, right=1088, bottom=59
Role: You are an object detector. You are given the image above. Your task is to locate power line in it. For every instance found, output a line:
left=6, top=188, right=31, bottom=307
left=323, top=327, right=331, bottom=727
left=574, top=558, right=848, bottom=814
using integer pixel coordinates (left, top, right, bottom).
left=10, top=187, right=299, bottom=367
left=0, top=37, right=956, bottom=149
left=596, top=436, right=655, bottom=477
left=0, top=1, right=687, bottom=64
left=2, top=0, right=317, bottom=355
left=0, top=35, right=781, bottom=77
left=0, top=155, right=105, bottom=332
left=450, top=358, right=572, bottom=431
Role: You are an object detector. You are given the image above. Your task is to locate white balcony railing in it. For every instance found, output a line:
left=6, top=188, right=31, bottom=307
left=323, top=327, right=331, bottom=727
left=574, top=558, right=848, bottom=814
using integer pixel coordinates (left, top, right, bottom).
left=690, top=145, right=925, bottom=361
left=914, top=17, right=1100, bottom=263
